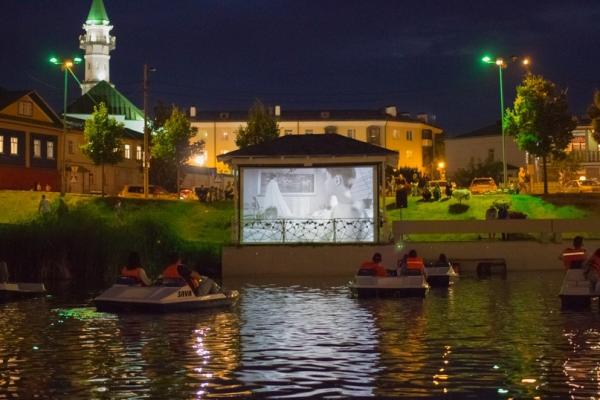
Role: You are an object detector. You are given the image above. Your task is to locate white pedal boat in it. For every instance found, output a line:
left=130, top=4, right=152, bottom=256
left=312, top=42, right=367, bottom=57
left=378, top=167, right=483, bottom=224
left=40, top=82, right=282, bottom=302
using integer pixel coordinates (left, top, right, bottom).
left=559, top=269, right=600, bottom=309
left=349, top=275, right=429, bottom=298
left=424, top=263, right=459, bottom=287
left=0, top=282, right=46, bottom=302
left=95, top=282, right=239, bottom=313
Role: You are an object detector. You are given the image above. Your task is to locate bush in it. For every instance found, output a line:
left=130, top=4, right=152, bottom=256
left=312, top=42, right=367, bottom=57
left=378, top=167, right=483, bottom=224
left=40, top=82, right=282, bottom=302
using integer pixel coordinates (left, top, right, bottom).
left=448, top=203, right=470, bottom=214
left=452, top=188, right=471, bottom=204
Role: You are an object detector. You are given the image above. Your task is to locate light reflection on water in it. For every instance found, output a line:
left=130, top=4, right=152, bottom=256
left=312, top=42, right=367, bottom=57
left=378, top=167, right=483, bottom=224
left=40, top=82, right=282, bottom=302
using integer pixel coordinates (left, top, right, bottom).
left=0, top=271, right=600, bottom=398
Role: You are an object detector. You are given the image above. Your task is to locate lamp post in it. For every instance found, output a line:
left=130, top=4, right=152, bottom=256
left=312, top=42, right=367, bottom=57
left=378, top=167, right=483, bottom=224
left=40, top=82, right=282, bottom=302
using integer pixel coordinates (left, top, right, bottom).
left=481, top=55, right=530, bottom=186
left=143, top=64, right=156, bottom=199
left=50, top=56, right=82, bottom=195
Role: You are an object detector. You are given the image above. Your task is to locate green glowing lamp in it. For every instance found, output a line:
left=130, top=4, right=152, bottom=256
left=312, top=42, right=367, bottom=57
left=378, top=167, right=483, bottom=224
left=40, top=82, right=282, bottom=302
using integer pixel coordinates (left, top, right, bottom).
left=481, top=55, right=493, bottom=64
left=73, top=57, right=83, bottom=64
left=49, top=57, right=60, bottom=65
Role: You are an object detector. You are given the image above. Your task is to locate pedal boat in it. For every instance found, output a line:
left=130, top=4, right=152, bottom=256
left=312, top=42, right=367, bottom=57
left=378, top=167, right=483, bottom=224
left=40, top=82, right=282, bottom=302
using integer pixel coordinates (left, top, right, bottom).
left=349, top=274, right=429, bottom=298
left=0, top=282, right=46, bottom=302
left=559, top=269, right=600, bottom=309
left=95, top=279, right=239, bottom=313
left=424, top=262, right=459, bottom=287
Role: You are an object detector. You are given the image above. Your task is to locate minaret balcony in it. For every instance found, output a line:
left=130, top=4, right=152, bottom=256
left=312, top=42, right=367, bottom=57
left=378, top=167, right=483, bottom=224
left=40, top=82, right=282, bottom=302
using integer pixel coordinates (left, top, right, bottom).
left=79, top=35, right=116, bottom=50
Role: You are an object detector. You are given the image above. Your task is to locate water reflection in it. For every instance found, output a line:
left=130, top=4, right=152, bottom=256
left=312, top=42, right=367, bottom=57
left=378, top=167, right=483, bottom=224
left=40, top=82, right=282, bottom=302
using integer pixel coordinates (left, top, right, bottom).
left=2, top=272, right=600, bottom=398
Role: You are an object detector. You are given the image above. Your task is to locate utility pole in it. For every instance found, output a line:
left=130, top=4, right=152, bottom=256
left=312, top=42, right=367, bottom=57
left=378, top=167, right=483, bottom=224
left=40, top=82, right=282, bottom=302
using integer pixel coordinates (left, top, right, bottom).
left=62, top=65, right=68, bottom=195
left=143, top=64, right=149, bottom=199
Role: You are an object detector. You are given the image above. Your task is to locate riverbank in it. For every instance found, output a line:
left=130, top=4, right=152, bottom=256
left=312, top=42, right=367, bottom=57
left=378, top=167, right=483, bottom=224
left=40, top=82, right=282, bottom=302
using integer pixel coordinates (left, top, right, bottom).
left=0, top=191, right=233, bottom=283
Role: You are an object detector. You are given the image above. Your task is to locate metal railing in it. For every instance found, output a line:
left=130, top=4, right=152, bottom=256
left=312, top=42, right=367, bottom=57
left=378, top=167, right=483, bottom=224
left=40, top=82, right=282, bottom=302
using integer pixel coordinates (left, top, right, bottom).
left=571, top=150, right=600, bottom=163
left=241, top=217, right=375, bottom=243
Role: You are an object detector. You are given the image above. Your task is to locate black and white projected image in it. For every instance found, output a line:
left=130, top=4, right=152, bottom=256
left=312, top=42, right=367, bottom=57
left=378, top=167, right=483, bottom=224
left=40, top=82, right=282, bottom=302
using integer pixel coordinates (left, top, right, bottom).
left=241, top=166, right=375, bottom=243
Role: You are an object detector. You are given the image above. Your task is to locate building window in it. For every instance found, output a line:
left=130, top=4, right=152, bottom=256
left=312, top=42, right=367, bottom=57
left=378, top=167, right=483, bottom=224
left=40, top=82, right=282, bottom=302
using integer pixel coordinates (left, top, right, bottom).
left=284, top=129, right=293, bottom=135
left=406, top=130, right=413, bottom=141
left=324, top=126, right=337, bottom=134
left=18, top=101, right=33, bottom=117
left=347, top=129, right=356, bottom=139
left=68, top=140, right=74, bottom=154
left=47, top=141, right=55, bottom=159
left=124, top=144, right=131, bottom=159
left=392, top=129, right=398, bottom=139
left=33, top=139, right=41, bottom=158
left=488, top=148, right=495, bottom=161
left=222, top=131, right=229, bottom=140
left=305, top=129, right=314, bottom=134
left=136, top=145, right=142, bottom=160
left=10, top=137, right=18, bottom=155
left=367, top=126, right=381, bottom=145
left=0, top=136, right=3, bottom=154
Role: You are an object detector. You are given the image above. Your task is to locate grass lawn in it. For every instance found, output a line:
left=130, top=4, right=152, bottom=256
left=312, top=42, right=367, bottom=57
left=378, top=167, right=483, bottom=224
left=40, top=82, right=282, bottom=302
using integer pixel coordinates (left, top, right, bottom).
left=0, top=190, right=234, bottom=244
left=385, top=193, right=588, bottom=221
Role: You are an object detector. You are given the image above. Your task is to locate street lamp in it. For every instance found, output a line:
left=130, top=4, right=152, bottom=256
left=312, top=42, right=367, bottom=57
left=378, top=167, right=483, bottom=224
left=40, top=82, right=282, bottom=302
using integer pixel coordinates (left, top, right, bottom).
left=50, top=56, right=82, bottom=195
left=143, top=64, right=156, bottom=199
left=481, top=54, right=531, bottom=186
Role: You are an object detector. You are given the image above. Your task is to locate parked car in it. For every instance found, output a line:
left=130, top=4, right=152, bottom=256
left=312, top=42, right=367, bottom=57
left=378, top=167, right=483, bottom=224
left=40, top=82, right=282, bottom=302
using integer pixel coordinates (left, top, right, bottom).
left=179, top=187, right=199, bottom=200
left=469, top=177, right=498, bottom=194
left=118, top=185, right=176, bottom=199
left=561, top=179, right=600, bottom=193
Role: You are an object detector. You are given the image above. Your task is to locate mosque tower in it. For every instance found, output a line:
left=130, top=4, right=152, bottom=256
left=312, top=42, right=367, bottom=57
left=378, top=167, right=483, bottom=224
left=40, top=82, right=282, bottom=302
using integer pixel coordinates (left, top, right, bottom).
left=79, top=0, right=116, bottom=94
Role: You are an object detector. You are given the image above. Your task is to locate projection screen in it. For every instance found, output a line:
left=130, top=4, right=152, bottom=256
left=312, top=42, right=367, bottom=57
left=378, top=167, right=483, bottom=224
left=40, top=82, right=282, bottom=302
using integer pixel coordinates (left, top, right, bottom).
left=240, top=166, right=376, bottom=243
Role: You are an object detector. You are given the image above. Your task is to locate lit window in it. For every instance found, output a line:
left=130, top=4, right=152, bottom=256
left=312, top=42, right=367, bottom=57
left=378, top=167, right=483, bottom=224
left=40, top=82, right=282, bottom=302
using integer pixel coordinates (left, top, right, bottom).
left=203, top=131, right=208, bottom=138
left=305, top=129, right=314, bottom=134
left=136, top=145, right=142, bottom=160
left=392, top=129, right=398, bottom=139
left=406, top=130, right=413, bottom=141
left=10, top=137, right=18, bottom=155
left=33, top=140, right=41, bottom=158
left=222, top=132, right=229, bottom=140
left=0, top=136, right=3, bottom=154
left=347, top=129, right=356, bottom=139
left=124, top=144, right=131, bottom=159
left=68, top=140, right=74, bottom=154
left=47, top=141, right=54, bottom=159
left=18, top=101, right=33, bottom=116
left=284, top=129, right=293, bottom=135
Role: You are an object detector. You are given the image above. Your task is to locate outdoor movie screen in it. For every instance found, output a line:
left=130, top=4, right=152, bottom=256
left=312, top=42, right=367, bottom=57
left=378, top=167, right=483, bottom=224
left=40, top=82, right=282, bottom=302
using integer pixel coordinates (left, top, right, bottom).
left=240, top=166, right=376, bottom=243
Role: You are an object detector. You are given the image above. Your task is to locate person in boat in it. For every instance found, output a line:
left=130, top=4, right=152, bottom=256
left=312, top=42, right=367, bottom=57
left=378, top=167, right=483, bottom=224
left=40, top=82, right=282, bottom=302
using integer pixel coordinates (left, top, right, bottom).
left=120, top=252, right=152, bottom=286
left=357, top=253, right=388, bottom=276
left=433, top=253, right=451, bottom=268
left=404, top=249, right=425, bottom=275
left=560, top=236, right=586, bottom=269
left=160, top=253, right=202, bottom=284
left=584, top=248, right=600, bottom=292
left=159, top=253, right=221, bottom=296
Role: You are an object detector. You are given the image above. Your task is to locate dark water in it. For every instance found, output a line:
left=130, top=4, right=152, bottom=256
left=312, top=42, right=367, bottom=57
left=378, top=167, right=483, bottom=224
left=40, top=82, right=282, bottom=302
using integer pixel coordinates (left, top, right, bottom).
left=1, top=271, right=600, bottom=399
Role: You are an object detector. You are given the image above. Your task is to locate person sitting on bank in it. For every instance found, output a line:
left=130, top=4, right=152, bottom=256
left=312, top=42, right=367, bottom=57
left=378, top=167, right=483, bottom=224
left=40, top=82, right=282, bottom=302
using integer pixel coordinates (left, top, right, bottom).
left=584, top=248, right=600, bottom=292
left=560, top=236, right=586, bottom=269
left=120, top=252, right=152, bottom=286
left=357, top=253, right=388, bottom=277
left=404, top=249, right=425, bottom=275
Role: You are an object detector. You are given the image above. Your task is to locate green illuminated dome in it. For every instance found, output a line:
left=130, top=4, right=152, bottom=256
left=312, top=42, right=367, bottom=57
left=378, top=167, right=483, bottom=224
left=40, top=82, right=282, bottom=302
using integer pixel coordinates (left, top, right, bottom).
left=86, top=0, right=110, bottom=25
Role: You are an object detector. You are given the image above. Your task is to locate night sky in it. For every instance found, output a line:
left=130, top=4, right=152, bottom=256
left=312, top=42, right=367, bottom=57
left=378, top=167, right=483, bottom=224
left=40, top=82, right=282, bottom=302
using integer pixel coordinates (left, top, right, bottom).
left=2, top=0, right=599, bottom=134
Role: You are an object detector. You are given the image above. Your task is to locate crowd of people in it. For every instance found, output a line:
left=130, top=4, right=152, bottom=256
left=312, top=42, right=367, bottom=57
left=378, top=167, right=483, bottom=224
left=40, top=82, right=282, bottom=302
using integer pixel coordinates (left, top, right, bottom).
left=391, top=173, right=455, bottom=208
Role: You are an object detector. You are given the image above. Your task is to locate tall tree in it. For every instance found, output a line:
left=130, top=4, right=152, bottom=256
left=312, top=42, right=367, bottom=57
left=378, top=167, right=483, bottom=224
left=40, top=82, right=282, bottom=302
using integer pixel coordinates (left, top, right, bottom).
left=504, top=74, right=575, bottom=194
left=235, top=99, right=279, bottom=148
left=149, top=101, right=176, bottom=191
left=151, top=106, right=203, bottom=194
left=81, top=102, right=125, bottom=196
left=587, top=89, right=600, bottom=143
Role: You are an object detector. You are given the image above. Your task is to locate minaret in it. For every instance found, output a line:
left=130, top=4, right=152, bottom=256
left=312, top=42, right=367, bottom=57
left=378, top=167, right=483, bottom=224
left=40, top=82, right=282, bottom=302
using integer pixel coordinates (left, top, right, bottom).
left=79, top=0, right=116, bottom=94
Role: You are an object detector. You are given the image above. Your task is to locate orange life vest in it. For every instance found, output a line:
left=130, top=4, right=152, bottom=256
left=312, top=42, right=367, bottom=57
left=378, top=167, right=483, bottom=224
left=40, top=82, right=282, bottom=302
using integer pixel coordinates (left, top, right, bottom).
left=562, top=248, right=586, bottom=269
left=406, top=256, right=425, bottom=271
left=162, top=263, right=182, bottom=279
left=360, top=261, right=387, bottom=277
left=120, top=267, right=145, bottom=285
